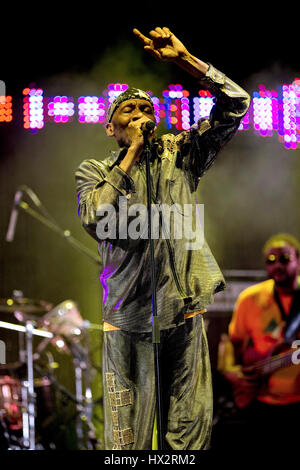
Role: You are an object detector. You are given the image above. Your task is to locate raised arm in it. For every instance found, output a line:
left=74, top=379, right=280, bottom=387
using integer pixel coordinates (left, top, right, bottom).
left=133, top=26, right=209, bottom=78
left=134, top=27, right=250, bottom=181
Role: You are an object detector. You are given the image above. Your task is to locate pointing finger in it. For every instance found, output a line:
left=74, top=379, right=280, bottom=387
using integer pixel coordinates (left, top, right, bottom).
left=133, top=28, right=151, bottom=45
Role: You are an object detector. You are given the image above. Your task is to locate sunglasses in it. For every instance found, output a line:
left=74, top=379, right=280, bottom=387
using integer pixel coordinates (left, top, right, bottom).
left=265, top=253, right=293, bottom=265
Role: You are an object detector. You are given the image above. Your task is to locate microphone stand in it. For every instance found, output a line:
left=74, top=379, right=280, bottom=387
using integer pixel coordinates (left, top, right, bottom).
left=143, top=134, right=164, bottom=450
left=8, top=195, right=101, bottom=267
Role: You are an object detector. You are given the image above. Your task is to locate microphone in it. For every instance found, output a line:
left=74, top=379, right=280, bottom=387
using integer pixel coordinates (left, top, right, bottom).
left=141, top=120, right=156, bottom=135
left=6, top=190, right=23, bottom=242
left=21, top=185, right=41, bottom=208
left=21, top=185, right=57, bottom=224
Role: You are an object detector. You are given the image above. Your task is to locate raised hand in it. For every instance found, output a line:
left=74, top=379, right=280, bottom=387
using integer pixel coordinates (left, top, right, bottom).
left=133, top=26, right=188, bottom=62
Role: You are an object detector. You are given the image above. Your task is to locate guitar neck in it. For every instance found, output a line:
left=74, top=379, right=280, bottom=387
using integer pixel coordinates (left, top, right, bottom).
left=245, top=350, right=294, bottom=377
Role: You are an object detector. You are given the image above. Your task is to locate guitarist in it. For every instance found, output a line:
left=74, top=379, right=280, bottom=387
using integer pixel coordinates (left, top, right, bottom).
left=216, top=233, right=300, bottom=448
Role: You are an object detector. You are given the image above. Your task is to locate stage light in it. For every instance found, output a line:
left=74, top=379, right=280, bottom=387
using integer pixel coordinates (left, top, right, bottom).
left=193, top=95, right=214, bottom=123
left=162, top=84, right=191, bottom=130
left=105, top=83, right=129, bottom=107
left=181, top=97, right=190, bottom=130
left=78, top=96, right=106, bottom=123
left=7, top=80, right=300, bottom=149
left=47, top=96, right=74, bottom=123
left=281, top=83, right=298, bottom=149
left=23, top=88, right=44, bottom=130
left=151, top=96, right=161, bottom=124
left=0, top=96, right=13, bottom=122
left=252, top=87, right=275, bottom=137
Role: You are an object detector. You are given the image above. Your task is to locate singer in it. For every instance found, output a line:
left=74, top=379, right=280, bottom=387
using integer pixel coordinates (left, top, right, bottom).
left=75, top=27, right=250, bottom=450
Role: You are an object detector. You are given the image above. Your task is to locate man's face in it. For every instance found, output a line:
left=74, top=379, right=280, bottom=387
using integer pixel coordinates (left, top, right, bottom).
left=105, top=99, right=156, bottom=148
left=265, top=243, right=300, bottom=286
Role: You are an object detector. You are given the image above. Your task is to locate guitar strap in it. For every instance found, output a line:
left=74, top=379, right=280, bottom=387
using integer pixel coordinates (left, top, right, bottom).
left=273, top=285, right=300, bottom=343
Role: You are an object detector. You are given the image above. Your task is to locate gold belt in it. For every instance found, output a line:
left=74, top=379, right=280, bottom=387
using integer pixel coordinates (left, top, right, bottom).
left=103, top=309, right=206, bottom=332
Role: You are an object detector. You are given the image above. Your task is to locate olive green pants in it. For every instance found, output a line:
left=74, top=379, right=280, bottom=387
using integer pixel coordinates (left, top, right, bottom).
left=102, top=315, right=213, bottom=450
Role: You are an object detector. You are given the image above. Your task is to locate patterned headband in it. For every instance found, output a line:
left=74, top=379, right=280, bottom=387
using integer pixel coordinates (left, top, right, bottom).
left=106, top=87, right=154, bottom=122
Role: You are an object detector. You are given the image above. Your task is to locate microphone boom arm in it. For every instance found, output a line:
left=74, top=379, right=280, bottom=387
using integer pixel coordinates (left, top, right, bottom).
left=6, top=193, right=101, bottom=266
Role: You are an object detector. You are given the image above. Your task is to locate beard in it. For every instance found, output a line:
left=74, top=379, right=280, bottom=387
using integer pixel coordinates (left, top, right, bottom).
left=272, top=270, right=298, bottom=289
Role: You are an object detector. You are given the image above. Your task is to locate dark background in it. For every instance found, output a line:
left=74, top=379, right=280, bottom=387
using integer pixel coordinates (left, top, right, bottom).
left=1, top=6, right=299, bottom=447
left=3, top=7, right=299, bottom=91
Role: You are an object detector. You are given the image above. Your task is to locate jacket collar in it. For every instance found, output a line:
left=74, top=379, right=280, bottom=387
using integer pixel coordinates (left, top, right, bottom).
left=106, top=149, right=126, bottom=168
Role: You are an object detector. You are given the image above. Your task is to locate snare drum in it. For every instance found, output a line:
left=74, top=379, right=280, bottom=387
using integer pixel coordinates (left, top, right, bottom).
left=0, top=375, right=22, bottom=430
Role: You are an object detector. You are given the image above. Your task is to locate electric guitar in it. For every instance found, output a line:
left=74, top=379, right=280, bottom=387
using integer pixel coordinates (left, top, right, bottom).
left=232, top=346, right=299, bottom=409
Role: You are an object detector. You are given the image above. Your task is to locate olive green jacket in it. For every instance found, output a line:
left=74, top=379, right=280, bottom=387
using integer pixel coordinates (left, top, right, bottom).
left=75, top=64, right=250, bottom=332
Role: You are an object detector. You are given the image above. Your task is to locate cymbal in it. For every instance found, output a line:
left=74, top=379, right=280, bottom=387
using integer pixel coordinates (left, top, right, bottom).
left=38, top=300, right=83, bottom=338
left=0, top=298, right=53, bottom=315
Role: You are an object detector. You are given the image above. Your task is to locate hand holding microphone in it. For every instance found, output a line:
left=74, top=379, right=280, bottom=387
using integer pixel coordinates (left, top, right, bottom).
left=119, top=119, right=156, bottom=174
left=128, top=117, right=156, bottom=143
left=128, top=117, right=156, bottom=152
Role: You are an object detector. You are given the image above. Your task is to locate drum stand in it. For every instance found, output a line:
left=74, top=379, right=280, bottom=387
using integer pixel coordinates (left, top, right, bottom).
left=4, top=188, right=103, bottom=449
left=69, top=328, right=95, bottom=450
left=24, top=322, right=36, bottom=449
left=0, top=320, right=53, bottom=450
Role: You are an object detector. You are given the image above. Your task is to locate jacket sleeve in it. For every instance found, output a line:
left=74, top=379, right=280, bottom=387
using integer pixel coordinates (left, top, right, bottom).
left=75, top=158, right=135, bottom=240
left=176, top=63, right=251, bottom=181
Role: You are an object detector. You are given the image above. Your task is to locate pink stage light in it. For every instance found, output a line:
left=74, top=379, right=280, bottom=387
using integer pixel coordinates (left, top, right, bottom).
left=5, top=80, right=299, bottom=150
left=47, top=96, right=74, bottom=123
left=23, top=88, right=44, bottom=130
left=78, top=96, right=106, bottom=123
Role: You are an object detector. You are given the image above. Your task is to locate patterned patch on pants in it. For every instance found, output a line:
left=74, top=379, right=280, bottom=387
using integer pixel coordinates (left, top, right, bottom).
left=105, top=372, right=134, bottom=449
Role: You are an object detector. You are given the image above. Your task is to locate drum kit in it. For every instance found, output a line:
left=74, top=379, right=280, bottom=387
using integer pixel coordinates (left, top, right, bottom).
left=0, top=292, right=103, bottom=450
left=1, top=186, right=104, bottom=449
